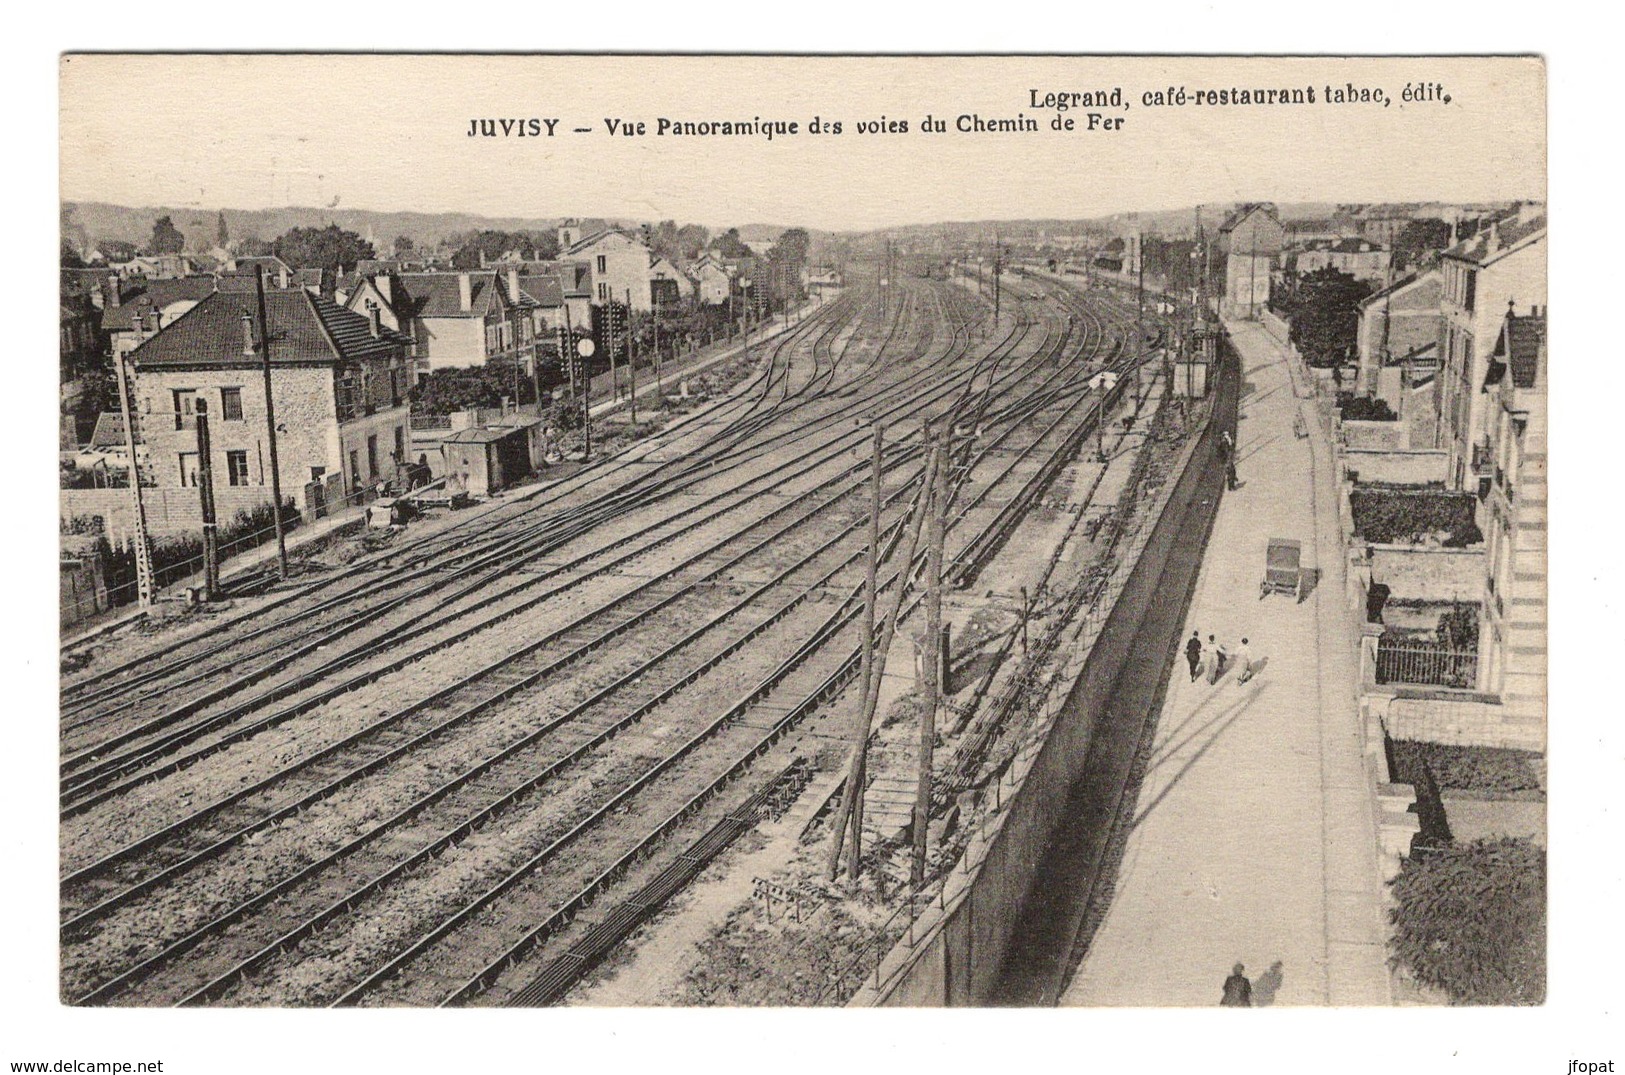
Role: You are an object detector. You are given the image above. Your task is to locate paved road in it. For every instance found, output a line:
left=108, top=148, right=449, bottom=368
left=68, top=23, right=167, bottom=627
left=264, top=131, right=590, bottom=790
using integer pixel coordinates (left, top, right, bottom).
left=1058, top=318, right=1390, bottom=1007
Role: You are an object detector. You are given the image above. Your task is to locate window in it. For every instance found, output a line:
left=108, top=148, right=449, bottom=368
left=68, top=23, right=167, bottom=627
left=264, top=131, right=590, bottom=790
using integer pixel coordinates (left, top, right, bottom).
left=367, top=435, right=379, bottom=478
left=178, top=451, right=199, bottom=487
left=220, top=386, right=243, bottom=421
left=393, top=425, right=405, bottom=464
left=173, top=389, right=199, bottom=430
left=349, top=449, right=361, bottom=490
left=596, top=255, right=607, bottom=274
left=226, top=450, right=250, bottom=486
left=597, top=282, right=609, bottom=302
left=1463, top=269, right=1476, bottom=313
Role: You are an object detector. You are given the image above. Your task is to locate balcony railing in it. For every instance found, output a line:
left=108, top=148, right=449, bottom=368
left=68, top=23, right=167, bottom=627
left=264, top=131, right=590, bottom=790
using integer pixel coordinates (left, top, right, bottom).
left=1375, top=638, right=1479, bottom=691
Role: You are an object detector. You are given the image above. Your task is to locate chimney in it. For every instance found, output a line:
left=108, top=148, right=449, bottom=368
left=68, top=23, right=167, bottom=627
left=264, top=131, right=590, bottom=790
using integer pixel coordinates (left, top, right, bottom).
left=366, top=300, right=381, bottom=338
left=507, top=267, right=521, bottom=304
left=277, top=264, right=289, bottom=289
left=106, top=275, right=121, bottom=307
left=458, top=273, right=473, bottom=312
left=131, top=312, right=143, bottom=335
left=241, top=312, right=256, bottom=356
left=151, top=309, right=163, bottom=332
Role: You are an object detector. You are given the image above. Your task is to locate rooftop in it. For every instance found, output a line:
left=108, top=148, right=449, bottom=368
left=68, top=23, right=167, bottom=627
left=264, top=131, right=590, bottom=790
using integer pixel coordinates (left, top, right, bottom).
left=130, top=287, right=411, bottom=369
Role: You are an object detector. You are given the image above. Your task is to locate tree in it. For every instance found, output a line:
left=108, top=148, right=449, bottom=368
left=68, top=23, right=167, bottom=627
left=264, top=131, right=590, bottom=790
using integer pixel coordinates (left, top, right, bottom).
left=713, top=228, right=754, bottom=259
left=648, top=220, right=682, bottom=262
left=448, top=229, right=558, bottom=271
left=149, top=215, right=185, bottom=256
left=236, top=235, right=273, bottom=257
left=98, top=239, right=139, bottom=264
left=1286, top=267, right=1373, bottom=367
left=216, top=210, right=230, bottom=247
left=676, top=223, right=710, bottom=261
left=61, top=203, right=88, bottom=259
left=61, top=241, right=86, bottom=268
left=393, top=234, right=416, bottom=255
left=273, top=224, right=376, bottom=275
left=1392, top=218, right=1453, bottom=272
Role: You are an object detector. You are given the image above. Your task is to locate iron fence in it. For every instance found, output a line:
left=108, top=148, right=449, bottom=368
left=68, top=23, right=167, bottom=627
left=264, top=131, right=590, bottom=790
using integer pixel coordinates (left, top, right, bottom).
left=1375, top=638, right=1479, bottom=690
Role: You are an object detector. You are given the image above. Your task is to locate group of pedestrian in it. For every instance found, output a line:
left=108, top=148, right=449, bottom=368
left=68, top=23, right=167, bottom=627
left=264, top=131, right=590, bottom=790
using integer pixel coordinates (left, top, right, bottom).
left=1184, top=630, right=1255, bottom=685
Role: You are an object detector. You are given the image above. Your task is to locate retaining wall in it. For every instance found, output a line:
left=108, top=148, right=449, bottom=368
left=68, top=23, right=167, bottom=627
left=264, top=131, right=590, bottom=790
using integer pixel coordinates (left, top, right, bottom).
left=857, top=342, right=1236, bottom=1006
left=1344, top=448, right=1447, bottom=486
left=1369, top=544, right=1483, bottom=603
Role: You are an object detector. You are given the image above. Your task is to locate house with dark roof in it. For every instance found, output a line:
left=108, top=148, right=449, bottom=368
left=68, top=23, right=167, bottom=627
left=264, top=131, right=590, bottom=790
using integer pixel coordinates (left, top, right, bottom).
left=102, top=275, right=219, bottom=365
left=348, top=270, right=530, bottom=373
left=1434, top=205, right=1545, bottom=491
left=128, top=286, right=415, bottom=511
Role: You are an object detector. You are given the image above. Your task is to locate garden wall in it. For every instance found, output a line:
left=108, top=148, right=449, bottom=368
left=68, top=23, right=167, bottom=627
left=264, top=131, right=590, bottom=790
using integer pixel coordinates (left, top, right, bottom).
left=1342, top=420, right=1408, bottom=451
left=1344, top=448, right=1447, bottom=487
left=61, top=486, right=278, bottom=543
left=1375, top=690, right=1545, bottom=753
left=1369, top=544, right=1483, bottom=603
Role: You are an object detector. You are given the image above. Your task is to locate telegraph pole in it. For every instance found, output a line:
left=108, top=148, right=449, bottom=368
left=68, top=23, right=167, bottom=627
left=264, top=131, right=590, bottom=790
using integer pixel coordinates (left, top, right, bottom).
left=113, top=350, right=156, bottom=607
left=828, top=436, right=939, bottom=882
left=993, top=240, right=1003, bottom=326
left=625, top=288, right=638, bottom=425
left=253, top=268, right=290, bottom=580
left=913, top=429, right=947, bottom=886
left=829, top=422, right=885, bottom=882
left=195, top=397, right=220, bottom=600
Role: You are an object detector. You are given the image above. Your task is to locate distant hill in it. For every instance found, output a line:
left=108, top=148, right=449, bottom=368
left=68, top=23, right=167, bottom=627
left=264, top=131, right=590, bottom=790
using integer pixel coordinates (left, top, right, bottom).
left=65, top=201, right=580, bottom=255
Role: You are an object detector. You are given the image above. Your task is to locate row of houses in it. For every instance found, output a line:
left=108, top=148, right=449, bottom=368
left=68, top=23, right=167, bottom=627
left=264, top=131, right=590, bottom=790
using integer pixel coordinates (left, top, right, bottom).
left=1293, top=202, right=1548, bottom=750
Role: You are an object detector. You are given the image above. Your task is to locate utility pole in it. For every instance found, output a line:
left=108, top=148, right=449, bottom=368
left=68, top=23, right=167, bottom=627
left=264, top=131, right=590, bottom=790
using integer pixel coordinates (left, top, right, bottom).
left=564, top=302, right=589, bottom=459
left=195, top=397, right=220, bottom=600
left=837, top=422, right=885, bottom=882
left=252, top=268, right=290, bottom=580
left=625, top=288, right=638, bottom=425
left=993, top=240, right=1003, bottom=326
left=113, top=350, right=156, bottom=607
left=828, top=436, right=939, bottom=882
left=913, top=429, right=948, bottom=887
left=607, top=298, right=620, bottom=403
left=653, top=288, right=664, bottom=399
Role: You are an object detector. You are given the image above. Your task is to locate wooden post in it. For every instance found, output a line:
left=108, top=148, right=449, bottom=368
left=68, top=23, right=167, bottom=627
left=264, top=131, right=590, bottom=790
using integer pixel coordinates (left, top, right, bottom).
left=827, top=435, right=938, bottom=881
left=252, top=268, right=290, bottom=579
left=832, top=422, right=884, bottom=883
left=195, top=398, right=220, bottom=600
left=625, top=289, right=638, bottom=425
left=913, top=429, right=947, bottom=886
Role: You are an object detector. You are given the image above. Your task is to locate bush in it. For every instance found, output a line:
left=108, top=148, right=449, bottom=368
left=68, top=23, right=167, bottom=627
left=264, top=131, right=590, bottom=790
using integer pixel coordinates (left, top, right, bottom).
left=1389, top=740, right=1544, bottom=797
left=1389, top=837, right=1545, bottom=1004
left=1338, top=396, right=1398, bottom=422
left=1350, top=488, right=1483, bottom=547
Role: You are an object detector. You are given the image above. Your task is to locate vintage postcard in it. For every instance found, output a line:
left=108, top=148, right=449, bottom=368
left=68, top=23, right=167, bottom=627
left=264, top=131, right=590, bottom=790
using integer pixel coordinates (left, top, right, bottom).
left=51, top=51, right=1550, bottom=1036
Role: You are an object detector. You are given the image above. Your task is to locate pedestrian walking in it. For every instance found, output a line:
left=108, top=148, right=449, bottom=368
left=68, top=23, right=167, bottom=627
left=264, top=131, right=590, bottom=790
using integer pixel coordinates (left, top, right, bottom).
left=1226, top=457, right=1239, bottom=491
left=1184, top=631, right=1203, bottom=682
left=1207, top=634, right=1229, bottom=685
left=1221, top=963, right=1253, bottom=1007
left=1235, top=637, right=1255, bottom=683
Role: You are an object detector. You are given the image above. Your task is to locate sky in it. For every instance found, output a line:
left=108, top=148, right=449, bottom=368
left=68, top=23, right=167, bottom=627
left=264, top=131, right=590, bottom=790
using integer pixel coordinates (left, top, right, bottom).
left=60, top=54, right=1545, bottom=231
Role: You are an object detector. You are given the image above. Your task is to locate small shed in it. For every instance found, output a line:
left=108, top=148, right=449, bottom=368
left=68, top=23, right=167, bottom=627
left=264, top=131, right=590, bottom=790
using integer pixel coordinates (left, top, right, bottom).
left=487, top=414, right=550, bottom=474
left=440, top=425, right=532, bottom=498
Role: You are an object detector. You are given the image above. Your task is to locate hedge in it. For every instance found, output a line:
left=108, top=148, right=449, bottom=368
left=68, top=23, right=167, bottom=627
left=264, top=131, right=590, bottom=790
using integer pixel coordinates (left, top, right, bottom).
left=1350, top=487, right=1483, bottom=547
left=1389, top=740, right=1545, bottom=798
left=1389, top=837, right=1545, bottom=1005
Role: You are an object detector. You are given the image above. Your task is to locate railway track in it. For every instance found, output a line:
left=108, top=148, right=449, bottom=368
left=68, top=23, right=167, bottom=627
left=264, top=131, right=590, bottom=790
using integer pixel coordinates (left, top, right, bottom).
left=62, top=277, right=1161, bottom=1006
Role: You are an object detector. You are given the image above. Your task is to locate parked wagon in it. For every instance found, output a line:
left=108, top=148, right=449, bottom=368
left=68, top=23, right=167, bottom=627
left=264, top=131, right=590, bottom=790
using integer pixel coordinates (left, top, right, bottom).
left=1260, top=537, right=1304, bottom=600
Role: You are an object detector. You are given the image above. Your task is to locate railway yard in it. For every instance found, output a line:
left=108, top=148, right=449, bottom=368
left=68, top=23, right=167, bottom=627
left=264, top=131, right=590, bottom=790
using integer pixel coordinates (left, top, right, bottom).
left=59, top=268, right=1196, bottom=1007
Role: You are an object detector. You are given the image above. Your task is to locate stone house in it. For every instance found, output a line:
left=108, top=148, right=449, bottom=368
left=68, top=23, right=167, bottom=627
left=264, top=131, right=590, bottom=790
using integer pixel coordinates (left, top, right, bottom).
left=1356, top=269, right=1442, bottom=412
left=102, top=275, right=218, bottom=367
left=1433, top=206, right=1545, bottom=491
left=1293, top=237, right=1392, bottom=284
left=128, top=285, right=414, bottom=512
left=1478, top=306, right=1546, bottom=733
left=1217, top=203, right=1284, bottom=319
left=563, top=228, right=655, bottom=310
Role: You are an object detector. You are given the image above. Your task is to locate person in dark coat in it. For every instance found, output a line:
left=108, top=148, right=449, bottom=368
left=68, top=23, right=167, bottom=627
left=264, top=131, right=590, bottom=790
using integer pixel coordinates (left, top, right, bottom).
left=1221, top=963, right=1253, bottom=1007
left=1184, top=631, right=1203, bottom=681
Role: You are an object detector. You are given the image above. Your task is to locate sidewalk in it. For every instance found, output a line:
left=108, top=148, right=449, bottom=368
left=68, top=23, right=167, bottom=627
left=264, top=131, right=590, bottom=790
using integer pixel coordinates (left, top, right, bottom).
left=1057, top=318, right=1390, bottom=1007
